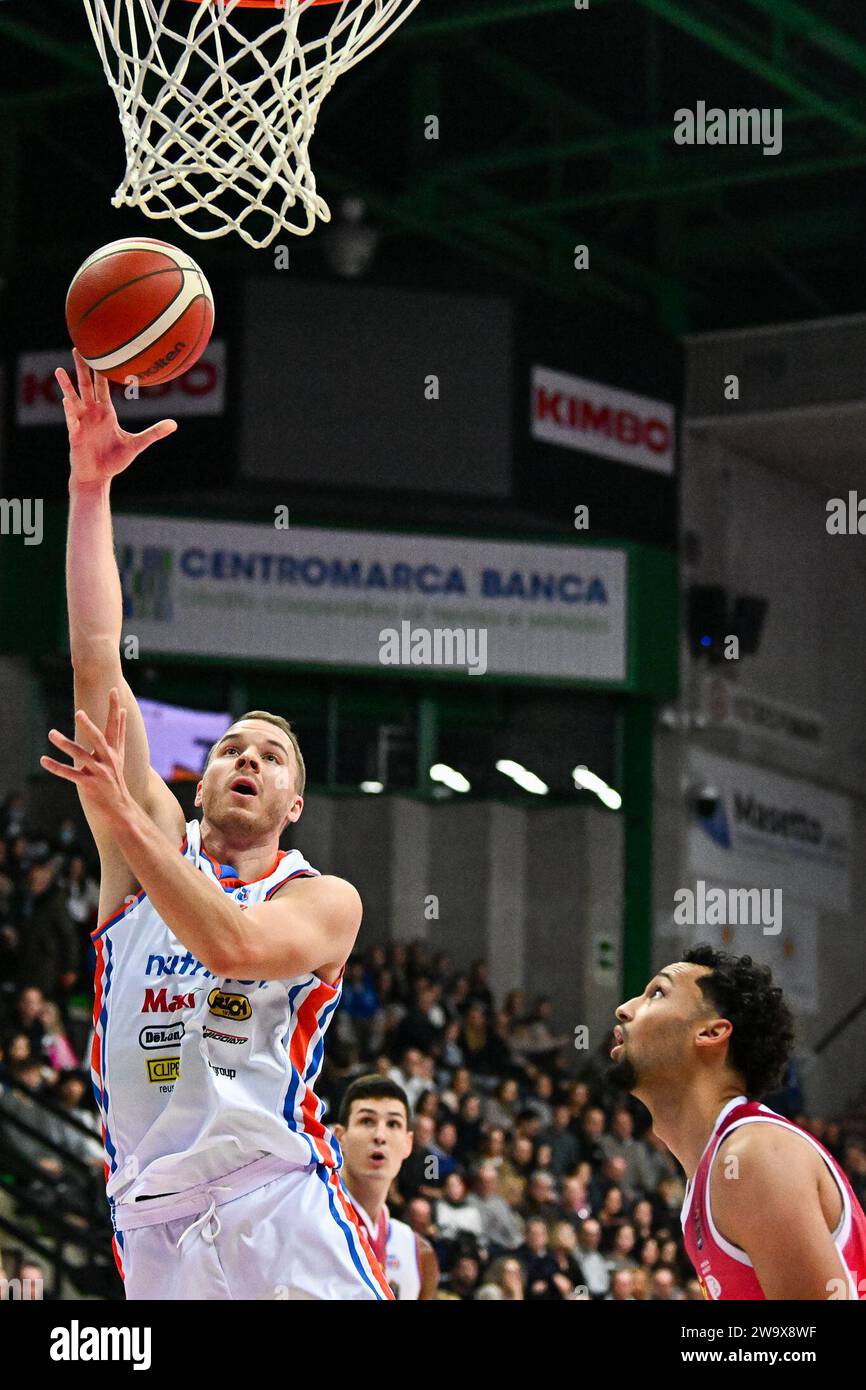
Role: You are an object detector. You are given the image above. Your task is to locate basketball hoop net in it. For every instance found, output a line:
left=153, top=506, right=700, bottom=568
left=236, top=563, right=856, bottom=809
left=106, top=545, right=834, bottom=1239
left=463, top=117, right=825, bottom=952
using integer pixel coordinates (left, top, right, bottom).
left=82, top=0, right=421, bottom=248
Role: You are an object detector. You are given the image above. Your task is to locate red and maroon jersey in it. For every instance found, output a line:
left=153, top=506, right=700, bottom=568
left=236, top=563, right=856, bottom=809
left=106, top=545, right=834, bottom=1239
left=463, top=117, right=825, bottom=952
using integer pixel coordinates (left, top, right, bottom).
left=681, top=1095, right=866, bottom=1300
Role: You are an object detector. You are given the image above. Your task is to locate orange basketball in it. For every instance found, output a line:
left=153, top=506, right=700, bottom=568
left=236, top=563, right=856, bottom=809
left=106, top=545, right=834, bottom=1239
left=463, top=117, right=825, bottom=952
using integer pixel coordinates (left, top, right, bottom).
left=65, top=237, right=215, bottom=386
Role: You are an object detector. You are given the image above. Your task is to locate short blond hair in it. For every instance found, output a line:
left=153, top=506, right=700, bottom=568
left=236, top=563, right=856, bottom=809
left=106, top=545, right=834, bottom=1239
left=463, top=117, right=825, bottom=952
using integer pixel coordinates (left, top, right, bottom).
left=206, top=710, right=306, bottom=796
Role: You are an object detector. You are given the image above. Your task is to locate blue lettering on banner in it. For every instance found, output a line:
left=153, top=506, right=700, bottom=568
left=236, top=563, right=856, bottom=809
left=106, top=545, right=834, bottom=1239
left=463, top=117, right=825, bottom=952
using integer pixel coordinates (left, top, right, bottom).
left=481, top=570, right=608, bottom=603
left=177, top=550, right=608, bottom=606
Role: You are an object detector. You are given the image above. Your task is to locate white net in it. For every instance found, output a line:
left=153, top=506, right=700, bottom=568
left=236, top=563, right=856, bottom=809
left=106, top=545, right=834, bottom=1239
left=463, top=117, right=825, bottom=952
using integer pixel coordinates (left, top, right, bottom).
left=82, top=0, right=421, bottom=248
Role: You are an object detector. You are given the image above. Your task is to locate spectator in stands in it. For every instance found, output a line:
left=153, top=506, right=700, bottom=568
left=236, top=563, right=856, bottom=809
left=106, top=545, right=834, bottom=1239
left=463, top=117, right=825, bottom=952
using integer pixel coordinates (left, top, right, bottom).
left=467, top=1163, right=524, bottom=1253
left=606, top=1268, right=636, bottom=1301
left=549, top=1221, right=587, bottom=1298
left=482, top=1255, right=524, bottom=1300
left=404, top=1196, right=437, bottom=1244
left=13, top=987, right=47, bottom=1056
left=559, top=1173, right=592, bottom=1226
left=538, top=1102, right=581, bottom=1176
left=15, top=860, right=79, bottom=1000
left=397, top=1114, right=440, bottom=1203
left=430, top=1120, right=460, bottom=1183
left=631, top=1196, right=655, bottom=1241
left=52, top=817, right=82, bottom=861
left=395, top=979, right=443, bottom=1056
left=444, top=1251, right=481, bottom=1300
left=440, top=1064, right=472, bottom=1115
left=16, top=1260, right=46, bottom=1300
left=577, top=1105, right=608, bottom=1167
left=387, top=1047, right=429, bottom=1110
left=468, top=960, right=494, bottom=1015
left=438, top=1019, right=464, bottom=1072
left=651, top=1268, right=680, bottom=1301
left=525, top=1072, right=556, bottom=1127
left=607, top=1222, right=638, bottom=1273
left=599, top=1106, right=654, bottom=1193
left=0, top=791, right=26, bottom=841
left=0, top=1059, right=63, bottom=1180
left=455, top=1092, right=484, bottom=1165
left=509, top=996, right=570, bottom=1067
left=520, top=1170, right=561, bottom=1225
left=459, top=1001, right=496, bottom=1074
left=0, top=839, right=14, bottom=923
left=516, top=1217, right=560, bottom=1299
left=436, top=1172, right=485, bottom=1244
left=51, top=1073, right=104, bottom=1167
left=39, top=1003, right=79, bottom=1072
left=576, top=1217, right=610, bottom=1299
left=597, top=1184, right=626, bottom=1246
left=484, top=1076, right=519, bottom=1131
left=61, top=854, right=100, bottom=934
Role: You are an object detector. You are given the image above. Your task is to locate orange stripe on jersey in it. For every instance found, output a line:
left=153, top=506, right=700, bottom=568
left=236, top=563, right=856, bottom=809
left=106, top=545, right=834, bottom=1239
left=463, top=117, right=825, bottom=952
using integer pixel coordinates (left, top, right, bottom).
left=289, top=979, right=335, bottom=1164
left=329, top=1172, right=394, bottom=1300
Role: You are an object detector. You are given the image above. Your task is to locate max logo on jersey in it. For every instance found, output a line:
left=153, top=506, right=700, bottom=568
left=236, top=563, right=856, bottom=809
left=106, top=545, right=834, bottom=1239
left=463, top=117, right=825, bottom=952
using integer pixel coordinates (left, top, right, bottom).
left=139, top=1023, right=185, bottom=1050
left=141, top=987, right=197, bottom=1014
left=208, top=988, right=252, bottom=1021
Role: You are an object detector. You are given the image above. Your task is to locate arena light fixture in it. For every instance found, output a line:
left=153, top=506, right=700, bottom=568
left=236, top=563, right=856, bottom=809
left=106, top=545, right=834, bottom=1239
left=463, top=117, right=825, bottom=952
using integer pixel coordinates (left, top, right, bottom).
left=495, top=759, right=548, bottom=795
left=572, top=764, right=622, bottom=811
left=430, top=763, right=471, bottom=793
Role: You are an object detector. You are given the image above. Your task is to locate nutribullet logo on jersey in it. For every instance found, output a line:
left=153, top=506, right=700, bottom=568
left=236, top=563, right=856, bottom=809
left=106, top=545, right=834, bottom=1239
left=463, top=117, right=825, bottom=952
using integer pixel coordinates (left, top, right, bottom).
left=117, top=542, right=175, bottom=623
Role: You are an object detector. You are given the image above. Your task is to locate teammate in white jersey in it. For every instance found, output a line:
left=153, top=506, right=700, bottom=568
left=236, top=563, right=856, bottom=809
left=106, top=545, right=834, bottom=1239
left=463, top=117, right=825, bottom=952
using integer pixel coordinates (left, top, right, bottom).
left=43, top=351, right=392, bottom=1300
left=336, top=1076, right=439, bottom=1299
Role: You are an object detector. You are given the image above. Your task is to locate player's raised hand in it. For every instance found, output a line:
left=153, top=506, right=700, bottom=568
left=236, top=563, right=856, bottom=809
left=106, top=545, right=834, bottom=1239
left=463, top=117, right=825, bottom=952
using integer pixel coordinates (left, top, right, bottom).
left=56, top=347, right=177, bottom=487
left=40, top=687, right=132, bottom=821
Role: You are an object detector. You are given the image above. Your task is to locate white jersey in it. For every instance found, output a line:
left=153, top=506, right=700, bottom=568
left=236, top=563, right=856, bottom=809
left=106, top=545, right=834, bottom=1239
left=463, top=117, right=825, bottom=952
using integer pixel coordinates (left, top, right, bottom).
left=90, top=819, right=345, bottom=1214
left=347, top=1195, right=423, bottom=1300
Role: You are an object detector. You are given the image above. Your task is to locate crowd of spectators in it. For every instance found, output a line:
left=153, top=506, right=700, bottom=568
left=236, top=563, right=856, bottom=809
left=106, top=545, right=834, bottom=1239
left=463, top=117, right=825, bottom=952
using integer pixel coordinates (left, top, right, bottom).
left=2, top=788, right=866, bottom=1300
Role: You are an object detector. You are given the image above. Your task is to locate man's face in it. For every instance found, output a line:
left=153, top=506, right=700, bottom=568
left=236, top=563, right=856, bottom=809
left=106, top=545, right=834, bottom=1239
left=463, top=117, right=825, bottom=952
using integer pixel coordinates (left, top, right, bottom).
left=580, top=1220, right=601, bottom=1249
left=18, top=989, right=42, bottom=1024
left=197, top=721, right=302, bottom=840
left=406, top=1198, right=431, bottom=1233
left=335, top=1097, right=412, bottom=1183
left=610, top=962, right=729, bottom=1093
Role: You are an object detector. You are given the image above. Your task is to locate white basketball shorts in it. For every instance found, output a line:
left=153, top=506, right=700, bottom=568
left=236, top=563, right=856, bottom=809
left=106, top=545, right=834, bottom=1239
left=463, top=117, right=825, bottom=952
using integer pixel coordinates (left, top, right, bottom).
left=112, top=1155, right=393, bottom=1301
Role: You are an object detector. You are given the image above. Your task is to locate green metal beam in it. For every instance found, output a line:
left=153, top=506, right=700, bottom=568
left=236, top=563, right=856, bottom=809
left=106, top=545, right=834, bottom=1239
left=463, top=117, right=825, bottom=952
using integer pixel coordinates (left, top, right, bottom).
left=0, top=16, right=96, bottom=77
left=742, top=0, right=866, bottom=79
left=475, top=50, right=618, bottom=133
left=317, top=162, right=646, bottom=314
left=0, top=82, right=103, bottom=117
left=499, top=148, right=866, bottom=214
left=416, top=107, right=821, bottom=186
left=634, top=0, right=866, bottom=138
left=402, top=0, right=580, bottom=40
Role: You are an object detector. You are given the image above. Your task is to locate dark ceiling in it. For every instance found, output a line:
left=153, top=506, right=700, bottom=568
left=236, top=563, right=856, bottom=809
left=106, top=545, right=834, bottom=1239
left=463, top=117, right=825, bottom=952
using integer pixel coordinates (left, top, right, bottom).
left=2, top=0, right=866, bottom=335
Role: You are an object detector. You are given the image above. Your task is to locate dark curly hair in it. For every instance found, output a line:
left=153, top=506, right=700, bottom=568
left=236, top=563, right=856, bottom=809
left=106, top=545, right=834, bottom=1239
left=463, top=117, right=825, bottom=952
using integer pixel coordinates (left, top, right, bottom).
left=682, top=945, right=795, bottom=1098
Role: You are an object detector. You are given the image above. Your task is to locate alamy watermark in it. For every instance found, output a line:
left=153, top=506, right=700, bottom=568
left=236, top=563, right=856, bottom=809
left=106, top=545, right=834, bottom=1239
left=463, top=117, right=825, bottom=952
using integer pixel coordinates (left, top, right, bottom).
left=674, top=102, right=782, bottom=157
left=674, top=880, right=782, bottom=935
left=379, top=621, right=487, bottom=676
left=0, top=498, right=43, bottom=545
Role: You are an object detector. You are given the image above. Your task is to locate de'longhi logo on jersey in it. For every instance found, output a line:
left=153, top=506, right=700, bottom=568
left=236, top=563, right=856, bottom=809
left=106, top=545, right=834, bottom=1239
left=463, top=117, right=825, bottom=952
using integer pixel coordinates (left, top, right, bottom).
left=139, top=1023, right=185, bottom=1050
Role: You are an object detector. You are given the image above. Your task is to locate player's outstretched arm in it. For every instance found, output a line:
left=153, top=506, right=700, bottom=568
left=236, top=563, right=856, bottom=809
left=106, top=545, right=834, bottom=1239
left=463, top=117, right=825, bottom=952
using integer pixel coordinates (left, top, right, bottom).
left=712, top=1125, right=853, bottom=1299
left=60, top=350, right=183, bottom=878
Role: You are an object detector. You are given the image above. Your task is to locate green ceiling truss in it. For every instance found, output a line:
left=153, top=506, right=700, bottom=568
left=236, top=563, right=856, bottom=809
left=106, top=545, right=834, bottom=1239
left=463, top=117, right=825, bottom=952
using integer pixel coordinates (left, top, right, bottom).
left=1, top=0, right=865, bottom=332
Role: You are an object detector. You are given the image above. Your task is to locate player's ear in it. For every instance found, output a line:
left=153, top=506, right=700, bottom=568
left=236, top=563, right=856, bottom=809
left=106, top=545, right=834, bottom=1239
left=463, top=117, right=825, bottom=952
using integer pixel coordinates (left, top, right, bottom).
left=402, top=1129, right=414, bottom=1160
left=194, top=779, right=204, bottom=808
left=333, top=1123, right=345, bottom=1141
